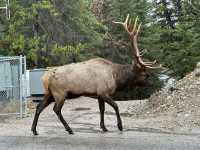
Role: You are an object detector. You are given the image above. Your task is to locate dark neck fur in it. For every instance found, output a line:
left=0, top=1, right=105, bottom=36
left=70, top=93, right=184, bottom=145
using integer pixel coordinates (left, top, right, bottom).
left=113, top=64, right=136, bottom=90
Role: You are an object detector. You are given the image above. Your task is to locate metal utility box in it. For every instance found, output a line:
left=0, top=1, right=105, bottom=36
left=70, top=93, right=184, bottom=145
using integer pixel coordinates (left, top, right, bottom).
left=29, top=69, right=47, bottom=100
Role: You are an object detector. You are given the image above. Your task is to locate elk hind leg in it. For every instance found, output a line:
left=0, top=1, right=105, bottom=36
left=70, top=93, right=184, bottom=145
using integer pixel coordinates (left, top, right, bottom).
left=98, top=98, right=108, bottom=132
left=31, top=93, right=52, bottom=135
left=53, top=95, right=73, bottom=134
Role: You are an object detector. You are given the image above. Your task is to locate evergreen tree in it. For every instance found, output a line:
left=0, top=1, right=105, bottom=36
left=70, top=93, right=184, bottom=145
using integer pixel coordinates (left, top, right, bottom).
left=150, top=0, right=200, bottom=78
left=0, top=0, right=105, bottom=67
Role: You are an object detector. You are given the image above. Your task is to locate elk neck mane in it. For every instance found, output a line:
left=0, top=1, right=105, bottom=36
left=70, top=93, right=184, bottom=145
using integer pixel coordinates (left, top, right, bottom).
left=112, top=62, right=136, bottom=90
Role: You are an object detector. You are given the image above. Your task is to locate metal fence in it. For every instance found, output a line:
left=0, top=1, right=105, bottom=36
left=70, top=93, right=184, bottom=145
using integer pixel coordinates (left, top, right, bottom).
left=0, top=55, right=26, bottom=117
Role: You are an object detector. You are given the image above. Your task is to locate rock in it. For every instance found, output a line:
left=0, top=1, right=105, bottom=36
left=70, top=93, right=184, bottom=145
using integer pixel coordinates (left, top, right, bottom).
left=196, top=62, right=200, bottom=68
left=184, top=114, right=190, bottom=117
left=195, top=69, right=200, bottom=77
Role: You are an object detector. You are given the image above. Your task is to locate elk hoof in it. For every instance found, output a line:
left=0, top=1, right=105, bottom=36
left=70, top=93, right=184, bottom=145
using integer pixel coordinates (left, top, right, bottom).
left=32, top=130, right=38, bottom=135
left=67, top=129, right=74, bottom=134
left=118, top=123, right=123, bottom=131
left=100, top=122, right=108, bottom=132
left=101, top=126, right=108, bottom=132
left=102, top=128, right=108, bottom=132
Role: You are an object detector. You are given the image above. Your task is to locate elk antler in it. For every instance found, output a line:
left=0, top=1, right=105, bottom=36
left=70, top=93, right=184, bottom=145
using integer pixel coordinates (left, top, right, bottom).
left=113, top=14, right=162, bottom=69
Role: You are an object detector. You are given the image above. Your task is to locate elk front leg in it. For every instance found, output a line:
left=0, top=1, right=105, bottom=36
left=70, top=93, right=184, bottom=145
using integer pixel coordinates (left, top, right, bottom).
left=100, top=95, right=123, bottom=131
left=98, top=98, right=108, bottom=132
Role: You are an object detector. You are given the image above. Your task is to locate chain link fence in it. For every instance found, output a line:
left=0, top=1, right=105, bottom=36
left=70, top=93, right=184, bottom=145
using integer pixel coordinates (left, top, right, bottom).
left=0, top=56, right=27, bottom=117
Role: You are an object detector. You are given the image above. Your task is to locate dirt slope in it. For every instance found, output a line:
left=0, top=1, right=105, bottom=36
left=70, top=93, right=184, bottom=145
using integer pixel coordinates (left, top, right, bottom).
left=134, top=68, right=200, bottom=130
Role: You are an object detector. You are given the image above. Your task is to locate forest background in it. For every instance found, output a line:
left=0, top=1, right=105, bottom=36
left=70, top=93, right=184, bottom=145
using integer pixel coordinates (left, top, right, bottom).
left=0, top=0, right=199, bottom=99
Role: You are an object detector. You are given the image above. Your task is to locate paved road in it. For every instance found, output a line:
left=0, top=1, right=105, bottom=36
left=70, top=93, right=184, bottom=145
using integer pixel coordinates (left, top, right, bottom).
left=0, top=131, right=200, bottom=150
left=1, top=98, right=200, bottom=150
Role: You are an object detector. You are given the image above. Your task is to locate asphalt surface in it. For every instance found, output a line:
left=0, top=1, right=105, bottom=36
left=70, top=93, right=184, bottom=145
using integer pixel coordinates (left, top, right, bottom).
left=0, top=132, right=200, bottom=150
left=0, top=98, right=200, bottom=150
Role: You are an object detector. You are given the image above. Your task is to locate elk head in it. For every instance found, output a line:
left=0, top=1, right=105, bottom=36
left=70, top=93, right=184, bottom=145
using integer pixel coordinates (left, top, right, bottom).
left=113, top=14, right=162, bottom=86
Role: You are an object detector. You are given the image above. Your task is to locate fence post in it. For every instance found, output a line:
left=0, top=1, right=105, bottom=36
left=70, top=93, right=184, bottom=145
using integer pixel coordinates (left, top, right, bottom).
left=24, top=56, right=27, bottom=116
left=19, top=55, right=23, bottom=118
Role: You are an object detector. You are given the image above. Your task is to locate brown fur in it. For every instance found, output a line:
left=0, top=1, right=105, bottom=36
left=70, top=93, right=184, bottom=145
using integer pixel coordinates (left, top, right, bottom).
left=31, top=58, right=140, bottom=135
left=48, top=58, right=138, bottom=98
left=41, top=68, right=56, bottom=94
left=32, top=58, right=146, bottom=135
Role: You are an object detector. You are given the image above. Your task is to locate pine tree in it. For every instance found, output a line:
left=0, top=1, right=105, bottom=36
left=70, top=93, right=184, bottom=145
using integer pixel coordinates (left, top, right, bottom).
left=0, top=0, right=105, bottom=67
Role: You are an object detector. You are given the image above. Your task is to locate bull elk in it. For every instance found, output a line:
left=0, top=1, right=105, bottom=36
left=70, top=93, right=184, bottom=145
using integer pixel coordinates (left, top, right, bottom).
left=31, top=14, right=161, bottom=135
